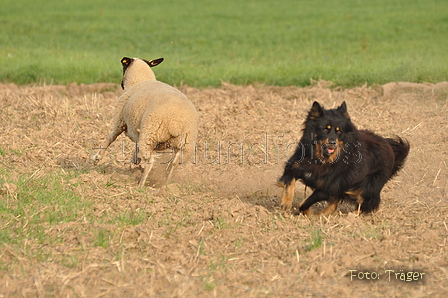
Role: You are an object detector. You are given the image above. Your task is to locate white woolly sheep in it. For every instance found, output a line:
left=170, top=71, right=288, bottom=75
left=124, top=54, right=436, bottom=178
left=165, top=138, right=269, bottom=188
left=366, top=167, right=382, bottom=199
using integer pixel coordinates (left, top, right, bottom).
left=91, top=57, right=198, bottom=187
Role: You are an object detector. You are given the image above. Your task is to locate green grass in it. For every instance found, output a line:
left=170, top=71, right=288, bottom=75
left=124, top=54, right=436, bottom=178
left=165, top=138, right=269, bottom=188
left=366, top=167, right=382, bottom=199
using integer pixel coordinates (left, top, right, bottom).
left=305, top=228, right=323, bottom=251
left=0, top=164, right=149, bottom=249
left=94, top=229, right=111, bottom=249
left=1, top=0, right=448, bottom=87
left=0, top=169, right=91, bottom=244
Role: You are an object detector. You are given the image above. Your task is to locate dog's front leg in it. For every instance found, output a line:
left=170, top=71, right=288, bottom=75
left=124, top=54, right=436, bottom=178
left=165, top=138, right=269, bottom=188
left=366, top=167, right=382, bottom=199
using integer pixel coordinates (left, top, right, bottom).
left=279, top=178, right=296, bottom=211
left=299, top=190, right=329, bottom=215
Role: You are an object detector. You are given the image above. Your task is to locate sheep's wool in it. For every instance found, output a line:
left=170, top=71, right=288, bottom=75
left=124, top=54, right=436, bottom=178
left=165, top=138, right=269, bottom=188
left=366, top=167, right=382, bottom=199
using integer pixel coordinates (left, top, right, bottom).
left=91, top=57, right=198, bottom=187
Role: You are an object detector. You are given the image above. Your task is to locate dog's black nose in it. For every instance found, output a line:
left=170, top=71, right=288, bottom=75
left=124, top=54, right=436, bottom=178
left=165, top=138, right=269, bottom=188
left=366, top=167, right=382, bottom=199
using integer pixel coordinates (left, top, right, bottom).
left=329, top=140, right=337, bottom=146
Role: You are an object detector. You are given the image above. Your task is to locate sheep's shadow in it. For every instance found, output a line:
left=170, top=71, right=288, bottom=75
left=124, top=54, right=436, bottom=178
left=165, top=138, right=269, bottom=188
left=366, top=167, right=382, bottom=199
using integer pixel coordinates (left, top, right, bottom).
left=57, top=156, right=170, bottom=188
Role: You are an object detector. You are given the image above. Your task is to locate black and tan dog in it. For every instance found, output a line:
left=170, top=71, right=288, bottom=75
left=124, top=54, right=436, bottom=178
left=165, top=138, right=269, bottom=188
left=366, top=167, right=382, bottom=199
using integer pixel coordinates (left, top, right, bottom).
left=278, top=101, right=410, bottom=215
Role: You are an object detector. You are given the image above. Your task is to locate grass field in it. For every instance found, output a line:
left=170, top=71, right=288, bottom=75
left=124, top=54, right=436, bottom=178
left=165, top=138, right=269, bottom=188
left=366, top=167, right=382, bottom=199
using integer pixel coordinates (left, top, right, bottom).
left=1, top=0, right=447, bottom=87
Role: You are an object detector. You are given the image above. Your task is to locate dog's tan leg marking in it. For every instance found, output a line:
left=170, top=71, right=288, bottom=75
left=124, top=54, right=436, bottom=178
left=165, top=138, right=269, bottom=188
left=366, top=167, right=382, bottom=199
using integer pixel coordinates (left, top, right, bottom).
left=353, top=204, right=362, bottom=215
left=346, top=189, right=364, bottom=215
left=280, top=178, right=296, bottom=211
left=316, top=200, right=338, bottom=216
left=302, top=207, right=311, bottom=216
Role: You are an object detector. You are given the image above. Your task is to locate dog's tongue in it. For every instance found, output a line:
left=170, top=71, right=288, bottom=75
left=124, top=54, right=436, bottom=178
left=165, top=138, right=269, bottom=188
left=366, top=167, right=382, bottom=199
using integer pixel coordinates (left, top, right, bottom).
left=327, top=148, right=335, bottom=154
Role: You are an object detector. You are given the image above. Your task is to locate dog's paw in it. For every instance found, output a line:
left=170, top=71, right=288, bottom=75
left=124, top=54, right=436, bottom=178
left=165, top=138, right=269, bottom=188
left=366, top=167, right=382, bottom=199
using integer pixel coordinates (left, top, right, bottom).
left=301, top=208, right=311, bottom=216
left=280, top=202, right=293, bottom=211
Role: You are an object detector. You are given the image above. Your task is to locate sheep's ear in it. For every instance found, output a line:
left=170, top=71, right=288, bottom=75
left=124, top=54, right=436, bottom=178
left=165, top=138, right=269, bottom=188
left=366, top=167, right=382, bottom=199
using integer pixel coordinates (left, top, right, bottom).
left=121, top=57, right=133, bottom=67
left=121, top=57, right=133, bottom=75
left=120, top=57, right=134, bottom=90
left=144, top=58, right=164, bottom=68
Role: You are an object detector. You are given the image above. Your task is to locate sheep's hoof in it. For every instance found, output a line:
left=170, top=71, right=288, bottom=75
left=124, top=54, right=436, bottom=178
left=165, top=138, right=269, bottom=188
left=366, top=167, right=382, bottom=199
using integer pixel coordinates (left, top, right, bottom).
left=148, top=187, right=159, bottom=194
left=130, top=156, right=141, bottom=165
left=137, top=182, right=158, bottom=192
left=90, top=154, right=101, bottom=165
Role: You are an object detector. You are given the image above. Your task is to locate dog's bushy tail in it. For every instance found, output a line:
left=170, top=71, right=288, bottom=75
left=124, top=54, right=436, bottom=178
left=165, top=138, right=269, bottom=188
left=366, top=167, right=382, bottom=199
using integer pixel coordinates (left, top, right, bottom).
left=387, top=137, right=410, bottom=177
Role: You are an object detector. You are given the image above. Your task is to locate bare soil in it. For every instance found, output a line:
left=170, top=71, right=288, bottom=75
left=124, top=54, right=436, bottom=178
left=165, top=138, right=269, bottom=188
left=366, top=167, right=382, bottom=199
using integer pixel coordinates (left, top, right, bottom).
left=0, top=81, right=447, bottom=297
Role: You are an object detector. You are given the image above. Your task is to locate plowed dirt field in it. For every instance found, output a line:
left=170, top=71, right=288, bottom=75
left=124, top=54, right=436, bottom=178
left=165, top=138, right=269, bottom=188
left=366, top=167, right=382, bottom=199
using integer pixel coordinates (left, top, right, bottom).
left=0, top=81, right=447, bottom=297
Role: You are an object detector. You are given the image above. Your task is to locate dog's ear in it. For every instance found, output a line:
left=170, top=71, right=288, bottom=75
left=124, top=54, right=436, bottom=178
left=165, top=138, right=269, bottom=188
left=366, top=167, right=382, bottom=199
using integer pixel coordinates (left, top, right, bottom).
left=143, top=58, right=164, bottom=68
left=309, top=101, right=324, bottom=120
left=337, top=101, right=350, bottom=119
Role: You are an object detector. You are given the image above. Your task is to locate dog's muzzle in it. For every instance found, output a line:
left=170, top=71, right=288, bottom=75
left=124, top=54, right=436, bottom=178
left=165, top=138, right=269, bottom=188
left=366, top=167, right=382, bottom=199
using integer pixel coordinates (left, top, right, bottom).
left=323, top=141, right=337, bottom=155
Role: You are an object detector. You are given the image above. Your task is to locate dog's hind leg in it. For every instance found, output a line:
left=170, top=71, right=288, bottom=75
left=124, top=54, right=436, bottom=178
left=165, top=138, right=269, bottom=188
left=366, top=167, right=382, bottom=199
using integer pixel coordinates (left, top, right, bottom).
left=315, top=198, right=339, bottom=216
left=360, top=192, right=381, bottom=213
left=359, top=173, right=389, bottom=213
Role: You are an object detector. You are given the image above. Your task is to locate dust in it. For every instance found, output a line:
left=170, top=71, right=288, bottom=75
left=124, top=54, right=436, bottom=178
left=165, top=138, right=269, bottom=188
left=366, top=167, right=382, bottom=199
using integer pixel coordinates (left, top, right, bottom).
left=0, top=81, right=447, bottom=297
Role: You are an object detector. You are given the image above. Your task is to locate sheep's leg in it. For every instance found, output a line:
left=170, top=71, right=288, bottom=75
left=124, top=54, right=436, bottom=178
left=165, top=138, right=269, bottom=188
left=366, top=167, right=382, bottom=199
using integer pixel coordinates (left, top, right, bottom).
left=138, top=136, right=156, bottom=187
left=165, top=148, right=181, bottom=183
left=130, top=142, right=141, bottom=165
left=139, top=154, right=155, bottom=187
left=91, top=127, right=124, bottom=164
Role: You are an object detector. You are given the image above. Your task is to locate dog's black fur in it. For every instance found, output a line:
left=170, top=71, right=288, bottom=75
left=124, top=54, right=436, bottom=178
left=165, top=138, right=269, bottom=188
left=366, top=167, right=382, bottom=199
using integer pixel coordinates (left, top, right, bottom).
left=278, top=101, right=410, bottom=215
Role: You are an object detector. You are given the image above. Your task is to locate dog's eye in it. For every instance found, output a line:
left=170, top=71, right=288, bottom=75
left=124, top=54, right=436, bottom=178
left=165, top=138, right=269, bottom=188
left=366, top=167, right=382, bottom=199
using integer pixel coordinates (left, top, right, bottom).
left=324, top=125, right=331, bottom=132
left=336, top=127, right=342, bottom=134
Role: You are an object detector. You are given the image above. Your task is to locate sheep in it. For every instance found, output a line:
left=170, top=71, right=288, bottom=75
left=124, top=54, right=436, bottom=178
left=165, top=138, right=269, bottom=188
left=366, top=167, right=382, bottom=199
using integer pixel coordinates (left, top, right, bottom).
left=91, top=57, right=198, bottom=187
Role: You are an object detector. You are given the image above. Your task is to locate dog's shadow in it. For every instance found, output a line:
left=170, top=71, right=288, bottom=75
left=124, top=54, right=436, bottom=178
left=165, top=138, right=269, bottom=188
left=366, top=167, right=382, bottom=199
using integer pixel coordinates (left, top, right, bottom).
left=241, top=187, right=359, bottom=216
